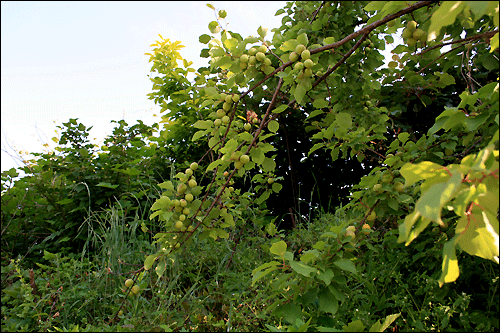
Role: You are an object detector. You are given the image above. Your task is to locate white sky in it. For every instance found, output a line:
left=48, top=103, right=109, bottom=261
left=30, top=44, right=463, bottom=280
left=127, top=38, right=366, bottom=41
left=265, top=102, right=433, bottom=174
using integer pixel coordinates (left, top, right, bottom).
left=1, top=1, right=287, bottom=173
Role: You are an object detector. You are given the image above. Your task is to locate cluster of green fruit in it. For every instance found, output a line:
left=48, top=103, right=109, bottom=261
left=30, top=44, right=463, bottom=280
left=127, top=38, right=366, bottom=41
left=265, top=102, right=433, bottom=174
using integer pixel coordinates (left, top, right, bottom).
left=344, top=224, right=372, bottom=240
left=171, top=162, right=200, bottom=232
left=402, top=20, right=426, bottom=47
left=289, top=44, right=315, bottom=79
left=239, top=44, right=274, bottom=73
left=214, top=93, right=240, bottom=127
left=124, top=278, right=140, bottom=295
left=372, top=169, right=405, bottom=194
left=221, top=149, right=251, bottom=170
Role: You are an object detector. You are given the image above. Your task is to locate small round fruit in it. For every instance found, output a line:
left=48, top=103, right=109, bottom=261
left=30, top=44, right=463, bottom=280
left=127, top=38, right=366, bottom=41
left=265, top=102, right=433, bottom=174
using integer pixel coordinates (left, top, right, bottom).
left=223, top=102, right=231, bottom=111
left=294, top=62, right=304, bottom=71
left=248, top=56, right=256, bottom=65
left=239, top=62, right=248, bottom=69
left=256, top=52, right=266, bottom=62
left=388, top=61, right=398, bottom=68
left=234, top=161, right=243, bottom=169
left=295, top=44, right=306, bottom=54
left=402, top=28, right=413, bottom=40
left=185, top=168, right=193, bottom=176
left=407, top=38, right=417, bottom=47
left=214, top=119, right=222, bottom=127
left=252, top=117, right=259, bottom=124
left=264, top=57, right=272, bottom=66
left=179, top=214, right=186, bottom=221
left=346, top=226, right=356, bottom=233
left=239, top=154, right=250, bottom=164
left=301, top=49, right=311, bottom=60
left=222, top=115, right=230, bottom=125
left=185, top=193, right=194, bottom=202
left=131, top=285, right=141, bottom=295
left=394, top=181, right=405, bottom=192
left=216, top=109, right=226, bottom=118
left=361, top=224, right=372, bottom=234
left=182, top=207, right=190, bottom=215
left=267, top=178, right=274, bottom=184
left=303, top=59, right=314, bottom=69
left=382, top=173, right=393, bottom=183
left=240, top=54, right=249, bottom=63
left=248, top=47, right=257, bottom=56
left=259, top=45, right=267, bottom=53
left=225, top=95, right=233, bottom=104
left=289, top=51, right=298, bottom=62
left=244, top=123, right=251, bottom=131
left=412, top=29, right=425, bottom=39
left=125, top=279, right=134, bottom=288
left=407, top=20, right=417, bottom=31
left=188, top=179, right=197, bottom=188
left=118, top=310, right=124, bottom=316
left=175, top=221, right=184, bottom=229
left=178, top=183, right=187, bottom=194
left=232, top=94, right=240, bottom=102
left=173, top=199, right=181, bottom=207
left=445, top=148, right=453, bottom=156
left=345, top=230, right=356, bottom=240
left=180, top=199, right=187, bottom=207
left=223, top=171, right=230, bottom=177
left=373, top=183, right=383, bottom=192
left=367, top=211, right=376, bottom=221
left=304, top=68, right=313, bottom=77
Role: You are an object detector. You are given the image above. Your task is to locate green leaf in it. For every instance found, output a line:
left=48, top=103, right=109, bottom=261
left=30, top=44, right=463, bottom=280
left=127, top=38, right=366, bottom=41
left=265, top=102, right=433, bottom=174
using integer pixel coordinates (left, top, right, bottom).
left=218, top=9, right=227, bottom=19
left=336, top=112, right=352, bottom=130
left=270, top=240, right=287, bottom=257
left=290, top=260, right=317, bottom=277
left=400, top=161, right=443, bottom=187
left=297, top=33, right=308, bottom=47
left=343, top=319, right=365, bottom=332
left=144, top=254, right=157, bottom=270
left=369, top=313, right=401, bottom=332
left=273, top=104, right=288, bottom=114
left=268, top=120, right=279, bottom=133
left=199, top=34, right=211, bottom=44
left=319, top=290, right=338, bottom=314
left=257, top=26, right=268, bottom=38
left=262, top=157, right=276, bottom=173
left=415, top=171, right=462, bottom=225
left=317, top=268, right=334, bottom=285
left=272, top=182, right=282, bottom=193
left=252, top=261, right=281, bottom=286
left=333, top=258, right=357, bottom=274
left=438, top=235, right=461, bottom=287
left=428, top=1, right=466, bottom=41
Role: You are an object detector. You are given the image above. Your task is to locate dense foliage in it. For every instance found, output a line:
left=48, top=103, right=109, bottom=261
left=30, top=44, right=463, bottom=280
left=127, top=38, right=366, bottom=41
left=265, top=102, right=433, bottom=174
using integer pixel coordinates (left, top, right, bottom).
left=2, top=1, right=498, bottom=331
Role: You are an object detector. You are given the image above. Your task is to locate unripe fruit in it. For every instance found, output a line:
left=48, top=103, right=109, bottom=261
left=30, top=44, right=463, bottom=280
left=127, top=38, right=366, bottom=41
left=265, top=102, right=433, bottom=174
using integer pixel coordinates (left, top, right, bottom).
left=407, top=38, right=417, bottom=47
left=225, top=95, right=233, bottom=104
left=388, top=61, right=398, bottom=68
left=216, top=109, right=226, bottom=118
left=234, top=161, right=243, bottom=169
left=248, top=56, right=256, bottom=65
left=214, top=119, right=222, bottom=127
left=346, top=226, right=356, bottom=233
left=382, top=173, right=393, bottom=183
left=345, top=230, right=356, bottom=240
left=407, top=20, right=417, bottom=31
left=373, top=183, right=383, bottom=192
left=183, top=207, right=190, bottom=215
left=222, top=115, right=230, bottom=125
left=367, top=211, right=376, bottom=221
left=252, top=117, right=259, bottom=124
left=175, top=221, right=184, bottom=229
left=294, top=62, right=304, bottom=71
left=240, top=62, right=248, bottom=69
left=259, top=45, right=267, bottom=53
left=239, top=154, right=250, bottom=164
left=256, top=52, right=266, bottom=62
left=173, top=199, right=181, bottom=207
left=402, top=28, right=413, bottom=40
left=125, top=279, right=134, bottom=288
left=174, top=206, right=182, bottom=213
left=118, top=310, right=123, bottom=316
left=131, top=285, right=140, bottom=294
left=303, top=59, right=314, bottom=69
left=268, top=178, right=274, bottom=184
left=185, top=193, right=194, bottom=202
left=244, top=123, right=251, bottom=131
left=179, top=214, right=186, bottom=221
left=445, top=148, right=453, bottom=156
left=289, top=51, right=298, bottom=62
left=412, top=29, right=425, bottom=39
left=248, top=47, right=257, bottom=56
left=223, top=102, right=231, bottom=111
left=223, top=171, right=230, bottom=177
left=264, top=57, right=272, bottom=66
left=304, top=68, right=313, bottom=77
left=361, top=224, right=372, bottom=234
left=295, top=44, right=306, bottom=54
left=189, top=179, right=197, bottom=188
left=301, top=49, right=311, bottom=60
left=232, top=94, right=240, bottom=102
left=394, top=181, right=405, bottom=192
left=185, top=168, right=193, bottom=176
left=178, top=183, right=187, bottom=194
left=180, top=199, right=187, bottom=207
left=240, top=54, right=249, bottom=63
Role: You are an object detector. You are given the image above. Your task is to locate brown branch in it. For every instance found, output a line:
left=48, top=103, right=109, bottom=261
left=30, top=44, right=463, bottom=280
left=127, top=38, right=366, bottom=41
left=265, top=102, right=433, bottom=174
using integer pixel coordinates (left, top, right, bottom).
left=416, top=30, right=498, bottom=57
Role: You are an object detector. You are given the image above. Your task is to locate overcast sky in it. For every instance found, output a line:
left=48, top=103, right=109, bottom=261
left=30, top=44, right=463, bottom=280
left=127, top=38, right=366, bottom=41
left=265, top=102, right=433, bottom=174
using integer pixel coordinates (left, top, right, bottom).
left=1, top=1, right=287, bottom=173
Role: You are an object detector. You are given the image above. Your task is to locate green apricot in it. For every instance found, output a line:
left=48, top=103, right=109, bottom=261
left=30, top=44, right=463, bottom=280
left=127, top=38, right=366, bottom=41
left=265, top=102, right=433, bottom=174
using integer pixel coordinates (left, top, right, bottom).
left=222, top=115, right=230, bottom=125
left=295, top=44, right=306, bottom=54
left=301, top=49, right=311, bottom=60
left=248, top=47, right=257, bottom=56
left=188, top=179, right=197, bottom=187
left=264, top=58, right=271, bottom=66
left=216, top=109, right=226, bottom=118
left=304, top=68, right=313, bottom=77
left=256, top=52, right=266, bottom=62
left=185, top=193, right=194, bottom=202
left=289, top=51, right=298, bottom=62
left=248, top=56, right=256, bottom=65
left=258, top=45, right=267, bottom=53
left=294, top=62, right=304, bottom=71
left=232, top=94, right=240, bottom=102
left=225, top=95, right=233, bottom=103
left=407, top=20, right=417, bottom=31
left=239, top=154, right=250, bottom=164
left=244, top=123, right=251, bottom=131
left=223, top=102, right=231, bottom=111
left=214, top=119, right=222, bottom=127
left=303, top=59, right=314, bottom=69
left=240, top=54, right=249, bottom=63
